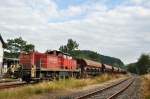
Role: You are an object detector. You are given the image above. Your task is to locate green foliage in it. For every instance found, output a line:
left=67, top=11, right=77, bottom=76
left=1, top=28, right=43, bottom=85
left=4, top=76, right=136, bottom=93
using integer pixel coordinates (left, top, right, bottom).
left=59, top=45, right=68, bottom=53
left=69, top=50, right=100, bottom=61
left=67, top=39, right=79, bottom=51
left=137, top=54, right=150, bottom=75
left=127, top=63, right=138, bottom=74
left=127, top=54, right=150, bottom=75
left=4, top=37, right=35, bottom=58
left=23, top=44, right=35, bottom=53
left=59, top=39, right=79, bottom=53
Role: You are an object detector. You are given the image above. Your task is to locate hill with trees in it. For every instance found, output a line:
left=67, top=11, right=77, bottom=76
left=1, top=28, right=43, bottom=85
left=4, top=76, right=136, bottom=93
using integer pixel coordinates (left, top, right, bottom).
left=59, top=39, right=125, bottom=68
left=70, top=50, right=124, bottom=68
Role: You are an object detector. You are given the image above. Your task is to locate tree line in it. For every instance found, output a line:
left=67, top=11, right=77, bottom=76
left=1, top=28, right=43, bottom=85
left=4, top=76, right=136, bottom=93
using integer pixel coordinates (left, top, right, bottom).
left=127, top=54, right=150, bottom=75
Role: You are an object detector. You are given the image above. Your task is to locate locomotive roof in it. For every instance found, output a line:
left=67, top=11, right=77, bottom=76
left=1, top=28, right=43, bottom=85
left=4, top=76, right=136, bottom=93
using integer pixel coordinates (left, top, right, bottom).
left=0, top=34, right=6, bottom=48
left=80, top=59, right=102, bottom=68
left=46, top=50, right=71, bottom=56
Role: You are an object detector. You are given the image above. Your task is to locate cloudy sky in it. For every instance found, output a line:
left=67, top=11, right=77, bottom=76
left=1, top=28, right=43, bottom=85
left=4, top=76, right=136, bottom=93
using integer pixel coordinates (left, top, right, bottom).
left=1, top=0, right=150, bottom=64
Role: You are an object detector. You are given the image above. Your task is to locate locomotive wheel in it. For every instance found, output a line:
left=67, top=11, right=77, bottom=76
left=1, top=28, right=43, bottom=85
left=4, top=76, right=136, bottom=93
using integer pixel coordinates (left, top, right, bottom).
left=22, top=75, right=31, bottom=83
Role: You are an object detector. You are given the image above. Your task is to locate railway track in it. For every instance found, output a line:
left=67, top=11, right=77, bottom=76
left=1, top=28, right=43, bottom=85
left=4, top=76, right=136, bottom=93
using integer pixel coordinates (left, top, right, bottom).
left=76, top=77, right=134, bottom=99
left=0, top=80, right=39, bottom=90
left=0, top=82, right=27, bottom=90
left=0, top=79, right=19, bottom=83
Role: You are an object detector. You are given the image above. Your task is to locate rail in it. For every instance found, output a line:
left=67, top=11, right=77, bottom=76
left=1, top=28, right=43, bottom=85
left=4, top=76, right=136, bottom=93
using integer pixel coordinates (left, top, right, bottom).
left=0, top=82, right=26, bottom=90
left=76, top=77, right=132, bottom=99
left=107, top=78, right=134, bottom=99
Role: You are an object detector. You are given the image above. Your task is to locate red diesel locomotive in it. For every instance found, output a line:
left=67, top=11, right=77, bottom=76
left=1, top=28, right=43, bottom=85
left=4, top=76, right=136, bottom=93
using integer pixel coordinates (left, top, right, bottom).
left=20, top=50, right=79, bottom=82
left=19, top=50, right=126, bottom=82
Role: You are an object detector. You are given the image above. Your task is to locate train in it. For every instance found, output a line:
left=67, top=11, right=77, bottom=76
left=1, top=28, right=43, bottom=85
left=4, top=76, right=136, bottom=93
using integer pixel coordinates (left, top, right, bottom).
left=19, top=50, right=127, bottom=82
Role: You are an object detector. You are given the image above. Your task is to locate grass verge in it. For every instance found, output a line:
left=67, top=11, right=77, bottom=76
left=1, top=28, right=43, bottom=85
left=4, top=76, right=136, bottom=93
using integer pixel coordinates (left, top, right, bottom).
left=0, top=74, right=124, bottom=99
left=141, top=74, right=150, bottom=99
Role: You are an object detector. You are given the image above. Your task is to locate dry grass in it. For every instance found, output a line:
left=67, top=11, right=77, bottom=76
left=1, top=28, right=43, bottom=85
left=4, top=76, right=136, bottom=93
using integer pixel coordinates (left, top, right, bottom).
left=0, top=74, right=124, bottom=99
left=141, top=74, right=150, bottom=99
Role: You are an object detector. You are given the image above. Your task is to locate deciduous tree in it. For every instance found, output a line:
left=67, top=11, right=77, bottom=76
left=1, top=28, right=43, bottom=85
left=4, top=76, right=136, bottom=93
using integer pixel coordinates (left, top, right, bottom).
left=4, top=37, right=35, bottom=58
left=59, top=39, right=79, bottom=53
left=136, top=54, right=150, bottom=75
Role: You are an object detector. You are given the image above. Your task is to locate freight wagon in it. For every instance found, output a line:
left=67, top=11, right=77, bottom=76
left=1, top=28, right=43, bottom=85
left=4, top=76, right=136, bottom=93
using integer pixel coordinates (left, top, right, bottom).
left=76, top=59, right=102, bottom=78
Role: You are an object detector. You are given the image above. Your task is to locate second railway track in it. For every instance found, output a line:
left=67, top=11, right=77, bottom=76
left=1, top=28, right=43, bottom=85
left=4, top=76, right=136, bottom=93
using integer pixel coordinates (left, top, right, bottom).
left=0, top=80, right=40, bottom=90
left=0, top=82, right=27, bottom=90
left=76, top=77, right=135, bottom=99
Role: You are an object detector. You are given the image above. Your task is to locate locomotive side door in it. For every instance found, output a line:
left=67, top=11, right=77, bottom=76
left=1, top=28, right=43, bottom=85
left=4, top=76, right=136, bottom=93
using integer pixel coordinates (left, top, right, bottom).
left=31, top=65, right=36, bottom=78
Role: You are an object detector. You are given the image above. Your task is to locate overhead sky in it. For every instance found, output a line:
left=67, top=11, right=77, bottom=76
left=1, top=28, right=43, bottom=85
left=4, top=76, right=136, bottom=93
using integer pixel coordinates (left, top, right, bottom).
left=1, top=0, right=150, bottom=64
